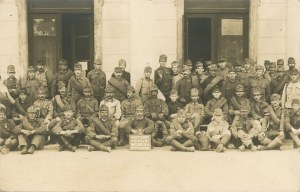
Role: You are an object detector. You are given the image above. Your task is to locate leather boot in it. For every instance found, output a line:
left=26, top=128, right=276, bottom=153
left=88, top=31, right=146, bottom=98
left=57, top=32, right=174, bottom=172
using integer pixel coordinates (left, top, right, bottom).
left=20, top=146, right=28, bottom=155
left=117, top=128, right=126, bottom=146
left=267, top=139, right=281, bottom=150
left=152, top=139, right=163, bottom=147
left=59, top=136, right=76, bottom=152
left=169, top=139, right=194, bottom=152
left=27, top=145, right=36, bottom=154
left=197, top=133, right=209, bottom=150
left=89, top=140, right=111, bottom=152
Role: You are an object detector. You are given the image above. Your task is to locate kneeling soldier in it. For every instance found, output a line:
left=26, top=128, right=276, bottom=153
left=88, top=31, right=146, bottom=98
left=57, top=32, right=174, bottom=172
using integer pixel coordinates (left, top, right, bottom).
left=206, top=109, right=231, bottom=152
left=0, top=105, right=18, bottom=154
left=166, top=109, right=197, bottom=152
left=86, top=104, right=118, bottom=152
left=52, top=105, right=85, bottom=152
left=14, top=106, right=47, bottom=154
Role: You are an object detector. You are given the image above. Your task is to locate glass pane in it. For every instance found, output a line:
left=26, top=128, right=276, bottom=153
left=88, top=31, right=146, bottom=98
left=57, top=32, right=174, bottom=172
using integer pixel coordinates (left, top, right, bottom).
left=33, top=18, right=56, bottom=36
left=221, top=19, right=243, bottom=36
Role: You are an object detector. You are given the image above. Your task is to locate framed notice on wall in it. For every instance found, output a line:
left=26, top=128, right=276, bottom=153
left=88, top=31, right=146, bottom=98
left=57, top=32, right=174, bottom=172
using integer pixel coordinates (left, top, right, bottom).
left=221, top=19, right=243, bottom=36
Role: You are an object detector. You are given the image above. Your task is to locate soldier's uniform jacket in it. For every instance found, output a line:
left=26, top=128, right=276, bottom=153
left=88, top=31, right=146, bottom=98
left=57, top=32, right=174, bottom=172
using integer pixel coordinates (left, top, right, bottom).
left=236, top=71, right=249, bottom=86
left=285, top=109, right=300, bottom=132
left=127, top=117, right=155, bottom=134
left=35, top=70, right=54, bottom=95
left=112, top=70, right=131, bottom=84
left=185, top=102, right=205, bottom=117
left=191, top=73, right=208, bottom=93
left=207, top=120, right=231, bottom=137
left=135, top=78, right=155, bottom=102
left=99, top=99, right=122, bottom=120
left=52, top=95, right=76, bottom=117
left=222, top=78, right=242, bottom=101
left=262, top=105, right=284, bottom=132
left=264, top=71, right=278, bottom=83
left=144, top=98, right=169, bottom=118
left=229, top=96, right=251, bottom=115
left=121, top=96, right=143, bottom=118
left=250, top=101, right=268, bottom=120
left=50, top=69, right=74, bottom=98
left=202, top=75, right=223, bottom=103
left=270, top=75, right=289, bottom=95
left=172, top=73, right=183, bottom=90
left=87, top=69, right=106, bottom=99
left=77, top=97, right=98, bottom=117
left=249, top=76, right=271, bottom=101
left=154, top=66, right=173, bottom=97
left=12, top=98, right=33, bottom=117
left=52, top=117, right=85, bottom=135
left=107, top=77, right=130, bottom=102
left=176, top=76, right=193, bottom=104
left=87, top=115, right=118, bottom=139
left=282, top=81, right=300, bottom=108
left=67, top=75, right=92, bottom=103
left=169, top=118, right=194, bottom=139
left=33, top=99, right=53, bottom=120
left=217, top=67, right=229, bottom=80
left=230, top=116, right=260, bottom=138
left=13, top=117, right=47, bottom=135
left=166, top=100, right=184, bottom=116
left=0, top=119, right=16, bottom=140
left=205, top=97, right=228, bottom=118
left=21, top=78, right=41, bottom=100
left=3, top=76, right=21, bottom=98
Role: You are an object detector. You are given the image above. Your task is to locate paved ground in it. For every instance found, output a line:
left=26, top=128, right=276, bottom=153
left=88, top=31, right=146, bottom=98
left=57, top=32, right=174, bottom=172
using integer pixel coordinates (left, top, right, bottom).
left=0, top=145, right=300, bottom=192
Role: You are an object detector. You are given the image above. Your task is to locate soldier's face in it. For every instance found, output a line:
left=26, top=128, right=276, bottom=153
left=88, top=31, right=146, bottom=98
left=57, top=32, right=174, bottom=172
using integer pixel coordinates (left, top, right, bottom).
left=119, top=62, right=126, bottom=71
left=240, top=110, right=249, bottom=118
left=7, top=72, right=15, bottom=78
left=228, top=72, right=237, bottom=79
left=59, top=87, right=66, bottom=96
left=182, top=70, right=191, bottom=77
left=178, top=115, right=186, bottom=124
left=59, top=64, right=68, bottom=73
left=37, top=91, right=46, bottom=99
left=136, top=110, right=144, bottom=119
left=235, top=66, right=242, bottom=72
left=106, top=92, right=114, bottom=99
left=144, top=71, right=152, bottom=78
left=27, top=112, right=36, bottom=120
left=269, top=66, right=276, bottom=72
left=94, top=63, right=102, bottom=70
left=290, top=74, right=299, bottom=82
left=83, top=91, right=92, bottom=97
left=0, top=113, right=6, bottom=121
left=172, top=65, right=178, bottom=74
left=74, top=69, right=82, bottom=77
left=212, top=91, right=221, bottom=99
left=196, top=67, right=204, bottom=75
left=191, top=94, right=199, bottom=102
left=64, top=110, right=73, bottom=119
left=292, top=104, right=300, bottom=111
left=253, top=94, right=261, bottom=101
left=209, top=70, right=217, bottom=77
left=244, top=63, right=250, bottom=70
left=277, top=71, right=284, bottom=77
left=19, top=93, right=28, bottom=101
left=28, top=71, right=35, bottom=79
left=271, top=100, right=280, bottom=107
left=37, top=65, right=45, bottom=72
left=256, top=69, right=264, bottom=77
left=151, top=91, right=158, bottom=97
left=127, top=91, right=134, bottom=99
left=159, top=60, right=167, bottom=67
left=100, top=110, right=109, bottom=120
left=218, top=62, right=226, bottom=69
left=214, top=115, right=223, bottom=122
left=169, top=94, right=178, bottom=102
left=236, top=91, right=244, bottom=97
left=114, top=72, right=122, bottom=78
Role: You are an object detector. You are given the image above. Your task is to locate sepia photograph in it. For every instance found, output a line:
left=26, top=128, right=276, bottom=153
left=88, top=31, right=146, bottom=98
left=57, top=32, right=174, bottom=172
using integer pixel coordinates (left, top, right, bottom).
left=0, top=0, right=300, bottom=191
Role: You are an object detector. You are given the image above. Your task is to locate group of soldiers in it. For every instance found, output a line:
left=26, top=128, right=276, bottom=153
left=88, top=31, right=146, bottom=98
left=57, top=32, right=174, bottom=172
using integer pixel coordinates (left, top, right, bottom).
left=1, top=54, right=300, bottom=155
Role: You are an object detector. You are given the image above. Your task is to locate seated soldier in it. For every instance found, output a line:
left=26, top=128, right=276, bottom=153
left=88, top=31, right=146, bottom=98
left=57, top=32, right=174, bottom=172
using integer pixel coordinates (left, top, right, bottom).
left=206, top=109, right=231, bottom=153
left=52, top=104, right=85, bottom=152
left=166, top=109, right=197, bottom=152
left=11, top=88, right=33, bottom=125
left=230, top=108, right=260, bottom=151
left=135, top=66, right=157, bottom=103
left=77, top=87, right=98, bottom=127
left=13, top=106, right=47, bottom=155
left=250, top=88, right=268, bottom=130
left=285, top=99, right=300, bottom=151
left=166, top=89, right=184, bottom=122
left=0, top=105, right=18, bottom=154
left=86, top=104, right=118, bottom=152
left=185, top=88, right=205, bottom=132
left=257, top=94, right=286, bottom=150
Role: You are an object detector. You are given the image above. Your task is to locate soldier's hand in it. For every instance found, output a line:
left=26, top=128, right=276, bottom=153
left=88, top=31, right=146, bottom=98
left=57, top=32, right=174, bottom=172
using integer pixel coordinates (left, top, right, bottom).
left=180, top=98, right=186, bottom=103
left=21, top=129, right=31, bottom=136
left=151, top=113, right=157, bottom=119
left=44, top=118, right=50, bottom=125
left=278, top=131, right=284, bottom=137
left=56, top=117, right=61, bottom=122
left=30, top=130, right=36, bottom=135
left=237, top=130, right=244, bottom=138
left=131, top=129, right=138, bottom=134
left=170, top=114, right=177, bottom=118
left=60, top=131, right=66, bottom=135
left=158, top=113, right=164, bottom=119
left=176, top=130, right=183, bottom=134
left=156, top=120, right=163, bottom=125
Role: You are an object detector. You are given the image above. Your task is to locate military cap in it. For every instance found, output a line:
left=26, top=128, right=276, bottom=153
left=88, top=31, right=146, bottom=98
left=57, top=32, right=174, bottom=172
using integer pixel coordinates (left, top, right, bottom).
left=119, top=59, right=126, bottom=64
left=105, top=87, right=114, bottom=93
left=269, top=62, right=276, bottom=67
left=63, top=104, right=73, bottom=112
left=170, top=89, right=178, bottom=95
left=159, top=54, right=167, bottom=62
left=212, top=86, right=221, bottom=93
left=136, top=105, right=144, bottom=111
left=195, top=62, right=204, bottom=68
left=277, top=66, right=285, bottom=72
left=37, top=87, right=47, bottom=94
left=150, top=85, right=158, bottom=92
left=144, top=66, right=152, bottom=72
left=0, top=104, right=6, bottom=113
left=270, top=94, right=281, bottom=101
left=114, top=67, right=122, bottom=73
left=58, top=59, right=68, bottom=65
left=27, top=106, right=38, bottom=113
left=252, top=88, right=261, bottom=95
left=277, top=59, right=284, bottom=66
left=228, top=67, right=236, bottom=73
left=291, top=99, right=300, bottom=106
left=19, top=87, right=28, bottom=95
left=218, top=57, right=226, bottom=63
left=127, top=86, right=135, bottom=93
left=243, top=58, right=251, bottom=65
left=185, top=59, right=193, bottom=66
left=205, top=60, right=213, bottom=66
left=99, top=104, right=109, bottom=112
left=7, top=65, right=16, bottom=73
left=171, top=61, right=178, bottom=67
left=264, top=60, right=270, bottom=65
left=83, top=87, right=93, bottom=92
left=74, top=63, right=82, bottom=70
left=235, top=84, right=245, bottom=92
left=290, top=69, right=299, bottom=75
left=94, top=58, right=102, bottom=65
left=256, top=65, right=264, bottom=71
left=28, top=66, right=36, bottom=72
left=213, top=108, right=223, bottom=116
left=191, top=88, right=199, bottom=96
left=177, top=108, right=186, bottom=116
left=57, top=81, right=66, bottom=90
left=288, top=57, right=296, bottom=64
left=182, top=65, right=190, bottom=71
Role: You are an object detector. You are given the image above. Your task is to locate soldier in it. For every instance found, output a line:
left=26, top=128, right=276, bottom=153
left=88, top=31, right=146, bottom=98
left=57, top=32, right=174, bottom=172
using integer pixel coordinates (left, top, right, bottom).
left=77, top=87, right=98, bottom=127
left=21, top=66, right=41, bottom=101
left=243, top=58, right=256, bottom=78
left=263, top=60, right=271, bottom=74
left=285, top=99, right=300, bottom=150
left=52, top=104, right=85, bottom=152
left=0, top=105, right=18, bottom=154
left=107, top=67, right=130, bottom=103
left=282, top=69, right=300, bottom=109
left=270, top=65, right=289, bottom=95
left=166, top=89, right=184, bottom=122
left=185, top=59, right=193, bottom=72
left=191, top=62, right=208, bottom=99
left=249, top=65, right=271, bottom=102
left=222, top=67, right=242, bottom=102
left=205, top=86, right=228, bottom=122
left=202, top=65, right=223, bottom=104
left=257, top=94, right=285, bottom=150
left=185, top=88, right=205, bottom=132
left=86, top=104, right=118, bottom=152
left=175, top=65, right=193, bottom=105
left=35, top=61, right=54, bottom=98
left=50, top=59, right=74, bottom=98
left=171, top=61, right=183, bottom=90
left=154, top=54, right=173, bottom=100
left=87, top=58, right=106, bottom=103
left=135, top=66, right=157, bottom=103
left=230, top=108, right=260, bottom=151
left=112, top=59, right=131, bottom=84
left=206, top=109, right=231, bottom=152
left=217, top=58, right=229, bottom=80
left=3, top=65, right=21, bottom=99
left=33, top=87, right=53, bottom=125
left=67, top=62, right=92, bottom=103
left=264, top=62, right=277, bottom=83
left=166, top=109, right=197, bottom=152
left=286, top=57, right=296, bottom=76
left=99, top=87, right=122, bottom=122
left=13, top=106, right=47, bottom=154
left=0, top=75, right=15, bottom=118
left=250, top=89, right=268, bottom=129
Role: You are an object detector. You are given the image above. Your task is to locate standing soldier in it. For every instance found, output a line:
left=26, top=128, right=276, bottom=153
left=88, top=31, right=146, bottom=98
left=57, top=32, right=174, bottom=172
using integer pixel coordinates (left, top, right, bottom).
left=21, top=66, right=41, bottom=101
left=13, top=106, right=47, bottom=154
left=270, top=65, right=289, bottom=95
left=202, top=65, right=223, bottom=104
left=249, top=65, right=271, bottom=102
left=286, top=57, right=296, bottom=76
left=243, top=58, right=256, bottom=78
left=282, top=69, right=300, bottom=109
left=171, top=61, right=183, bottom=90
left=107, top=67, right=130, bottom=102
left=3, top=65, right=21, bottom=99
left=264, top=62, right=277, bottom=83
left=35, top=61, right=54, bottom=98
left=86, top=104, right=118, bottom=152
left=285, top=99, right=300, bottom=150
left=0, top=75, right=15, bottom=119
left=87, top=58, right=106, bottom=103
left=154, top=54, right=173, bottom=101
left=0, top=105, right=18, bottom=154
left=191, top=62, right=208, bottom=99
left=50, top=59, right=74, bottom=98
left=135, top=66, right=156, bottom=103
left=52, top=105, right=85, bottom=152
left=67, top=63, right=92, bottom=103
left=222, top=68, right=242, bottom=102
left=176, top=65, right=193, bottom=105
left=217, top=58, right=229, bottom=80
left=112, top=59, right=131, bottom=84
